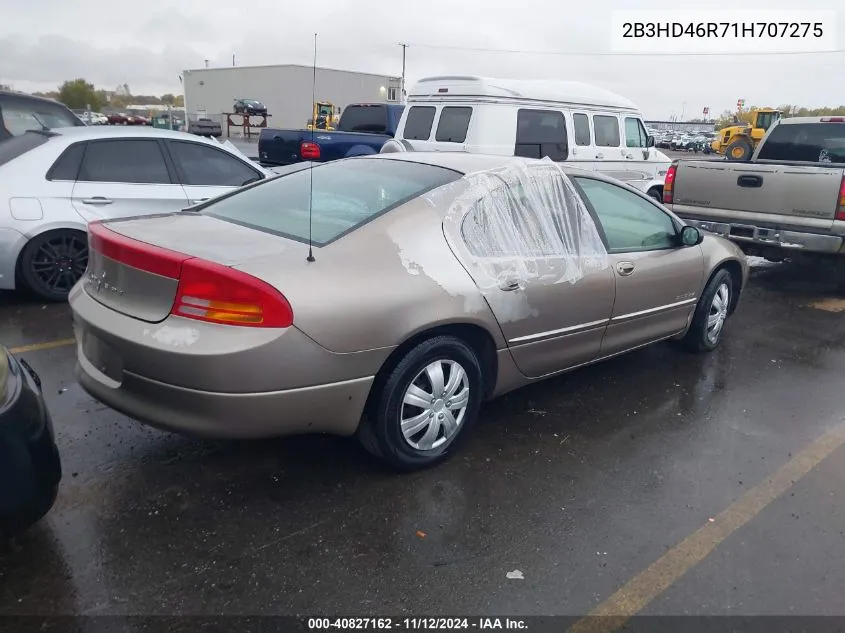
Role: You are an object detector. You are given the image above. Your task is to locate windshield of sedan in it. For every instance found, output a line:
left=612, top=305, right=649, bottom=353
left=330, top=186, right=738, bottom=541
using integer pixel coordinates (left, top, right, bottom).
left=201, top=158, right=462, bottom=246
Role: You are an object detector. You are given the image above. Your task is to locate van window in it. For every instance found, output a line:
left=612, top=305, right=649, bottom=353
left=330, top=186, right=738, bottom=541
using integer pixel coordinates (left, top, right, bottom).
left=514, top=109, right=568, bottom=161
left=404, top=106, right=436, bottom=140
left=593, top=115, right=621, bottom=147
left=624, top=117, right=649, bottom=148
left=573, top=113, right=591, bottom=146
left=435, top=107, right=472, bottom=143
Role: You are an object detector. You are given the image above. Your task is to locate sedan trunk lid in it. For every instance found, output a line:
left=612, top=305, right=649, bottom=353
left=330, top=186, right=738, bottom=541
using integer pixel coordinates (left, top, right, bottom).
left=84, top=212, right=307, bottom=323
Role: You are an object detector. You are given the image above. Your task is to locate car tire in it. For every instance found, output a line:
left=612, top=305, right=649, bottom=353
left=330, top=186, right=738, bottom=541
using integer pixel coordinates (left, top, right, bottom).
left=18, top=229, right=89, bottom=302
left=359, top=336, right=483, bottom=471
left=682, top=268, right=734, bottom=353
left=647, top=188, right=663, bottom=203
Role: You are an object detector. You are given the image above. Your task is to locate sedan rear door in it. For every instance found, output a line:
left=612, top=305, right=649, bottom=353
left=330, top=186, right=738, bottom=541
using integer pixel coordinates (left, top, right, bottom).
left=165, top=139, right=265, bottom=205
left=444, top=165, right=615, bottom=379
left=71, top=138, right=189, bottom=221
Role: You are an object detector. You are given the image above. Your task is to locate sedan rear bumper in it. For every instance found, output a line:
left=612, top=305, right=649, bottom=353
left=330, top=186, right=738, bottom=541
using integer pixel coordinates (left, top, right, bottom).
left=76, top=352, right=373, bottom=439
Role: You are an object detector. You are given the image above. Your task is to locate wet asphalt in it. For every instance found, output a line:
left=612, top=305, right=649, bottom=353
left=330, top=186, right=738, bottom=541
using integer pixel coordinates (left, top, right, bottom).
left=1, top=259, right=845, bottom=620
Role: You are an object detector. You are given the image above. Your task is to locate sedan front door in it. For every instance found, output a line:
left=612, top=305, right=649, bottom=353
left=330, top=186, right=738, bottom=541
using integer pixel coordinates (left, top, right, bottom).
left=164, top=139, right=266, bottom=205
left=571, top=176, right=705, bottom=357
left=444, top=167, right=615, bottom=379
left=70, top=138, right=189, bottom=222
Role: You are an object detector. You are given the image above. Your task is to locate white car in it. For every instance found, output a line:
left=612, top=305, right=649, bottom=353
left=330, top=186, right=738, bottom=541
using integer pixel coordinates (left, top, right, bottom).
left=0, top=126, right=274, bottom=301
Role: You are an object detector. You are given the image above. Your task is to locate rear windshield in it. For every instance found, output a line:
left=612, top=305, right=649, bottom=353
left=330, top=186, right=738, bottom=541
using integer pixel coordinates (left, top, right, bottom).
left=201, top=158, right=461, bottom=246
left=757, top=122, right=845, bottom=163
left=0, top=132, right=50, bottom=166
left=1, top=95, right=83, bottom=140
left=337, top=105, right=388, bottom=133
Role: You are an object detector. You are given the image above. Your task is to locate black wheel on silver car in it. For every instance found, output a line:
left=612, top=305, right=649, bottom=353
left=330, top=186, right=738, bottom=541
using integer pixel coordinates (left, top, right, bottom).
left=682, top=268, right=734, bottom=352
left=18, top=229, right=88, bottom=302
left=359, top=336, right=483, bottom=471
left=647, top=188, right=663, bottom=203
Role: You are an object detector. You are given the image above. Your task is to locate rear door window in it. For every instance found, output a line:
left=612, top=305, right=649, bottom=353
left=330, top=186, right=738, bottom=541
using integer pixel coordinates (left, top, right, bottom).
left=435, top=107, right=473, bottom=143
left=404, top=106, right=436, bottom=140
left=757, top=122, right=845, bottom=163
left=573, top=113, right=591, bottom=146
left=78, top=139, right=172, bottom=184
left=593, top=115, right=621, bottom=147
left=514, top=109, right=568, bottom=161
left=167, top=140, right=262, bottom=187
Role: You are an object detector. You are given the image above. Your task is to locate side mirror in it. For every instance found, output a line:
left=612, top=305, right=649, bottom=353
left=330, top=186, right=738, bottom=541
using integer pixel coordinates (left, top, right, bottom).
left=680, top=225, right=703, bottom=246
left=647, top=135, right=655, bottom=148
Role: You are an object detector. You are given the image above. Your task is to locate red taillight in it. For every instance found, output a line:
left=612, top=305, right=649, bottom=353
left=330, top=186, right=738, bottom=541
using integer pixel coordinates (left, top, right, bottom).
left=88, top=222, right=294, bottom=328
left=300, top=141, right=320, bottom=160
left=663, top=162, right=677, bottom=204
left=836, top=176, right=845, bottom=221
left=821, top=117, right=845, bottom=123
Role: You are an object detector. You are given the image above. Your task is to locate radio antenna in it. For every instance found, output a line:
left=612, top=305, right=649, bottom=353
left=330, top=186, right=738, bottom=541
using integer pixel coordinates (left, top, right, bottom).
left=306, top=32, right=317, bottom=263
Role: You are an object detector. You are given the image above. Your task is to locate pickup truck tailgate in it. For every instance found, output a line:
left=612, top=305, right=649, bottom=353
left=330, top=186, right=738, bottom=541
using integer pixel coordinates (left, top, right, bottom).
left=674, top=161, right=842, bottom=226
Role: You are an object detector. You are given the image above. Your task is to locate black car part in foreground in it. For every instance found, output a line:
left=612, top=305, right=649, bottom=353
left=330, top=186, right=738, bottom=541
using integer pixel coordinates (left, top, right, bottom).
left=0, top=345, right=61, bottom=540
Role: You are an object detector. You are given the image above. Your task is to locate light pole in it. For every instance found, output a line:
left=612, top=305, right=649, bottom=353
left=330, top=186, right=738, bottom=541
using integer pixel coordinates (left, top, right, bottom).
left=680, top=102, right=686, bottom=121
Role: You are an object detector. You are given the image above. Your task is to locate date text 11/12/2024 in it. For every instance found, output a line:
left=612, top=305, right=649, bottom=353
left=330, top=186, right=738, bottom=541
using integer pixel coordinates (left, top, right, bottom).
left=307, top=618, right=528, bottom=630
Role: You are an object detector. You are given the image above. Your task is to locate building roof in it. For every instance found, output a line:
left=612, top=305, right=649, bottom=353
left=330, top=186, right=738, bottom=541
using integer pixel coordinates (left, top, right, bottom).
left=183, top=63, right=399, bottom=81
left=409, top=75, right=638, bottom=111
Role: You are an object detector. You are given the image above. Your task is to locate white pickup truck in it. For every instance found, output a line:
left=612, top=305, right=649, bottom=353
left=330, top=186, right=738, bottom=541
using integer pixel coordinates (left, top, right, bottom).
left=664, top=116, right=845, bottom=263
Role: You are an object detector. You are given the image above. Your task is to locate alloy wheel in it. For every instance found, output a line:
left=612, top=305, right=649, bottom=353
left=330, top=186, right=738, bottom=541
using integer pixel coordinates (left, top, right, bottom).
left=29, top=234, right=88, bottom=294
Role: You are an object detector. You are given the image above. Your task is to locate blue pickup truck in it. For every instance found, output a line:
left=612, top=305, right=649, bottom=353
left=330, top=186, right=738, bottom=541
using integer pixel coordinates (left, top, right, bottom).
left=258, top=103, right=404, bottom=166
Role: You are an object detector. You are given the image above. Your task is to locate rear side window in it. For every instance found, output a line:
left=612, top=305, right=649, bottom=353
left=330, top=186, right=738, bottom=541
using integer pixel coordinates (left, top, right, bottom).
left=168, top=141, right=261, bottom=187
left=757, top=123, right=845, bottom=163
left=78, top=139, right=171, bottom=184
left=435, top=107, right=472, bottom=143
left=404, top=106, right=436, bottom=140
left=337, top=105, right=388, bottom=133
left=0, top=132, right=49, bottom=166
left=593, top=115, right=621, bottom=147
left=514, top=109, right=568, bottom=161
left=573, top=113, right=591, bottom=146
left=47, top=143, right=85, bottom=180
left=202, top=158, right=461, bottom=246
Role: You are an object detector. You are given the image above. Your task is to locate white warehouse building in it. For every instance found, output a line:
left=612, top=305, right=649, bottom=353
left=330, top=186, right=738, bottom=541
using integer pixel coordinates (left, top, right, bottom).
left=182, top=64, right=402, bottom=135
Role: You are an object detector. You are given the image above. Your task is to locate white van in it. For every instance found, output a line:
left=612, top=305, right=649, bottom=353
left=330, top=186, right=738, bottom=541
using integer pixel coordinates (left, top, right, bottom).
left=392, top=75, right=672, bottom=201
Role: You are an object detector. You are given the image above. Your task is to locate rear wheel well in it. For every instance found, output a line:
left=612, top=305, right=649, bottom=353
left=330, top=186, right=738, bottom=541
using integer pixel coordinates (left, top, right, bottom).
left=15, top=227, right=88, bottom=284
left=365, top=323, right=499, bottom=416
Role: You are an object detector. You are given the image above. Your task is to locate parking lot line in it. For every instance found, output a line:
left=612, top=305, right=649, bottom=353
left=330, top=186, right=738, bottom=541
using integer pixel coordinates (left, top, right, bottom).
left=8, top=337, right=76, bottom=354
left=567, top=420, right=845, bottom=633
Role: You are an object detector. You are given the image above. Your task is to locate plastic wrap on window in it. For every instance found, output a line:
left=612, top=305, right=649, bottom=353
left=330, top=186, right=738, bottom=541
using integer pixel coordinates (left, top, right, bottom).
left=436, top=158, right=609, bottom=291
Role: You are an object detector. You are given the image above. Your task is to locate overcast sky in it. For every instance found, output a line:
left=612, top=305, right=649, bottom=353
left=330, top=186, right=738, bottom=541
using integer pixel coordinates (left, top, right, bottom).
left=1, top=0, right=843, bottom=119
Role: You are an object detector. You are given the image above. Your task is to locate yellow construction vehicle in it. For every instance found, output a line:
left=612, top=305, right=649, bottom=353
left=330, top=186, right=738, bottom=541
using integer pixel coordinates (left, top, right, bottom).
left=711, top=108, right=781, bottom=161
left=306, top=101, right=339, bottom=130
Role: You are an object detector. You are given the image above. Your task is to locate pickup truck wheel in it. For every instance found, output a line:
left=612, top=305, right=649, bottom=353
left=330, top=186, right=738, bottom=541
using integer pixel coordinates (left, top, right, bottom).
left=726, top=139, right=752, bottom=162
left=682, top=269, right=734, bottom=353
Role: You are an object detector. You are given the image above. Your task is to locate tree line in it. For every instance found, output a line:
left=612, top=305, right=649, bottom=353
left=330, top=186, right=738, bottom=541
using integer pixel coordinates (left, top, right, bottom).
left=36, top=78, right=184, bottom=111
left=714, top=104, right=845, bottom=129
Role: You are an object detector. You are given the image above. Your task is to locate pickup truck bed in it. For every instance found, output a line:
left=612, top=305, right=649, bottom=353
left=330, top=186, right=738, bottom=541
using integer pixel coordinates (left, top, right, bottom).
left=258, top=103, right=403, bottom=166
left=665, top=117, right=845, bottom=262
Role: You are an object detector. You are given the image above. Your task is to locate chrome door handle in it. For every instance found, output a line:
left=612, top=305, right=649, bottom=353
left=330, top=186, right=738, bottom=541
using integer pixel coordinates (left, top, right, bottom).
left=616, top=261, right=635, bottom=276
left=82, top=197, right=113, bottom=205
